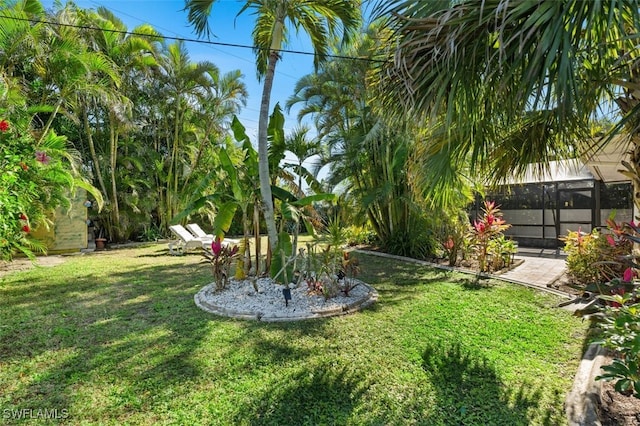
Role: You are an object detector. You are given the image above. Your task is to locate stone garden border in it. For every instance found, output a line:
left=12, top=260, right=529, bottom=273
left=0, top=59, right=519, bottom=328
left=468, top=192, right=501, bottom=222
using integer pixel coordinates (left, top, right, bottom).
left=194, top=280, right=379, bottom=322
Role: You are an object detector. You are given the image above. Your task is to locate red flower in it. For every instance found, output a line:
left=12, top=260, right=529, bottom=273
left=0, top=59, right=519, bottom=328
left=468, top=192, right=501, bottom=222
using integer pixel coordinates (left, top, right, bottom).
left=606, top=235, right=616, bottom=247
left=0, top=120, right=9, bottom=131
left=474, top=220, right=486, bottom=233
left=211, top=238, right=222, bottom=256
left=19, top=213, right=27, bottom=221
left=35, top=151, right=50, bottom=165
left=21, top=225, right=30, bottom=233
left=486, top=214, right=495, bottom=225
left=623, top=267, right=635, bottom=282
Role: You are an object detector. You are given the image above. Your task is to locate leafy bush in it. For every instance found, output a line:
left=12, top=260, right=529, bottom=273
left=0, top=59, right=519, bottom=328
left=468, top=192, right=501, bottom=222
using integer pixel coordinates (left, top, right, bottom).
left=562, top=219, right=632, bottom=286
left=382, top=227, right=435, bottom=260
left=432, top=209, right=471, bottom=266
left=593, top=297, right=640, bottom=397
left=563, top=229, right=605, bottom=285
left=575, top=220, right=640, bottom=398
left=343, top=225, right=377, bottom=246
left=487, top=235, right=517, bottom=271
left=0, top=75, right=100, bottom=260
left=469, top=200, right=511, bottom=272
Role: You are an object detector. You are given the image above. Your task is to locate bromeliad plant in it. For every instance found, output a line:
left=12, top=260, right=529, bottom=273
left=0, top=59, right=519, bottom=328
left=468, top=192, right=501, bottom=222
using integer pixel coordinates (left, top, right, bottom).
left=470, top=200, right=511, bottom=272
left=340, top=251, right=360, bottom=296
left=204, top=237, right=239, bottom=291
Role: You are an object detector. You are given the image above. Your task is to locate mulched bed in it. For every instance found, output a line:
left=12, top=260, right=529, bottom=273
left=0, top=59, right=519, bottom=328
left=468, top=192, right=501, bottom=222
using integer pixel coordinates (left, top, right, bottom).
left=599, top=356, right=640, bottom=426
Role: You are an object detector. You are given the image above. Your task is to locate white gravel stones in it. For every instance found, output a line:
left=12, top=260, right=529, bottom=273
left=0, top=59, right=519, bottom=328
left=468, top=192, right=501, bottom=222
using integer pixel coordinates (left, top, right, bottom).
left=194, top=277, right=378, bottom=321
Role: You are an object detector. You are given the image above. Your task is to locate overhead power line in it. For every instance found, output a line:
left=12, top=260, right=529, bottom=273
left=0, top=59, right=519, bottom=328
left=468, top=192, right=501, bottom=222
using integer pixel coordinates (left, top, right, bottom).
left=1, top=14, right=389, bottom=64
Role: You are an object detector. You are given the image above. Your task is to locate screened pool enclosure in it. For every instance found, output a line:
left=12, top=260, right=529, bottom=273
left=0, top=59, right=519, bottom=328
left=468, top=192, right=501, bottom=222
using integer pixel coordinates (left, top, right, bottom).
left=472, top=159, right=634, bottom=249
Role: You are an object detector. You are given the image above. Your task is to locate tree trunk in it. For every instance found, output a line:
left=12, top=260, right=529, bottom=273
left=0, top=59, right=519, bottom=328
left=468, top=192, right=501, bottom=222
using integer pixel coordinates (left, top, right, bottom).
left=254, top=201, right=262, bottom=276
left=258, top=51, right=279, bottom=255
left=108, top=114, right=121, bottom=241
left=82, top=107, right=109, bottom=201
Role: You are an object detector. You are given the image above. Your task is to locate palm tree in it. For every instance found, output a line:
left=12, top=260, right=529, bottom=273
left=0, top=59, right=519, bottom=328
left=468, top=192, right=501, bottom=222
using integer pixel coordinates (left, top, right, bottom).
left=375, top=1, right=640, bottom=201
left=286, top=23, right=443, bottom=258
left=76, top=7, right=161, bottom=241
left=182, top=68, right=248, bottom=191
left=184, top=0, right=361, bottom=256
left=280, top=125, right=323, bottom=254
left=0, top=0, right=46, bottom=78
left=155, top=41, right=220, bottom=228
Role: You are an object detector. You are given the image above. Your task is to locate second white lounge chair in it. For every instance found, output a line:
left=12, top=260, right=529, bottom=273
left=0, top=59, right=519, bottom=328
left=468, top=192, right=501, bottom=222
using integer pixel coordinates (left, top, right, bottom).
left=168, top=224, right=213, bottom=255
left=186, top=223, right=214, bottom=239
left=186, top=223, right=241, bottom=245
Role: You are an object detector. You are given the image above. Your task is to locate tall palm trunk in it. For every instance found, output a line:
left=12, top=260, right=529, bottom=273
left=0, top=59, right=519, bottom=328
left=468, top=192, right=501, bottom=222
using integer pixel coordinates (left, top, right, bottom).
left=167, top=99, right=182, bottom=223
left=38, top=98, right=63, bottom=144
left=258, top=50, right=279, bottom=254
left=82, top=107, right=109, bottom=199
left=108, top=112, right=121, bottom=241
left=254, top=201, right=262, bottom=275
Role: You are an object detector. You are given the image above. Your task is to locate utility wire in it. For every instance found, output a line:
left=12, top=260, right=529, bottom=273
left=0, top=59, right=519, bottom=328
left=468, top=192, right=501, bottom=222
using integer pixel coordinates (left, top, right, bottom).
left=85, top=0, right=275, bottom=77
left=1, top=14, right=390, bottom=64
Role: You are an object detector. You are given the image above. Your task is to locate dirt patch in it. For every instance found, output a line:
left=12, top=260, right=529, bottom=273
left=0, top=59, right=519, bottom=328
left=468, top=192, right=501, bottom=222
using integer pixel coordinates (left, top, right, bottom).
left=0, top=256, right=67, bottom=278
left=599, top=356, right=640, bottom=425
left=546, top=272, right=585, bottom=297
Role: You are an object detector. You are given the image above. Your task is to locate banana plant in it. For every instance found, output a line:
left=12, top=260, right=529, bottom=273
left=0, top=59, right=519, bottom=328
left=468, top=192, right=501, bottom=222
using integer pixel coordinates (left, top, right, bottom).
left=174, top=115, right=261, bottom=277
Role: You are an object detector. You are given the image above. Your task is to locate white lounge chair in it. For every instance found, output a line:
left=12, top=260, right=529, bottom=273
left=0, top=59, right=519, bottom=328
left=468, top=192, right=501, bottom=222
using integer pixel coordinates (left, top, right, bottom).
left=186, top=223, right=214, bottom=239
left=168, top=224, right=213, bottom=255
left=186, top=223, right=241, bottom=245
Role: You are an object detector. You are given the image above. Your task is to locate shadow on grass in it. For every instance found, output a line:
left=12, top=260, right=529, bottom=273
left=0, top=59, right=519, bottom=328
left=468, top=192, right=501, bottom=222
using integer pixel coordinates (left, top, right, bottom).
left=420, top=341, right=561, bottom=425
left=456, top=274, right=497, bottom=291
left=232, top=363, right=368, bottom=425
left=0, top=250, right=340, bottom=421
left=0, top=259, right=214, bottom=412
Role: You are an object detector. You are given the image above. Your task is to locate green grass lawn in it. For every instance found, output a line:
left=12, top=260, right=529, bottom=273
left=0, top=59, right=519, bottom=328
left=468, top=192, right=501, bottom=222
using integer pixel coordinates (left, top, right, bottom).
left=0, top=244, right=588, bottom=425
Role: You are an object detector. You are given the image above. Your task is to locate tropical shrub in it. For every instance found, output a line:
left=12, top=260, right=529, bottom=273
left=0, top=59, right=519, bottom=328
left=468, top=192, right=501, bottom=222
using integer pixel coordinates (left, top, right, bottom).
left=563, top=228, right=606, bottom=285
left=0, top=81, right=98, bottom=261
left=593, top=296, right=640, bottom=398
left=469, top=200, right=511, bottom=272
left=487, top=235, right=517, bottom=271
left=343, top=224, right=377, bottom=246
left=562, top=218, right=633, bottom=287
left=577, top=221, right=640, bottom=399
left=380, top=213, right=437, bottom=260
left=433, top=209, right=470, bottom=266
left=204, top=238, right=239, bottom=291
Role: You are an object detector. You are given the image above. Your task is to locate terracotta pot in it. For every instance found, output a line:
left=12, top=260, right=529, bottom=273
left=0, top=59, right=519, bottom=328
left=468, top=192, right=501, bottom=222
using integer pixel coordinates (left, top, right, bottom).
left=95, top=238, right=107, bottom=250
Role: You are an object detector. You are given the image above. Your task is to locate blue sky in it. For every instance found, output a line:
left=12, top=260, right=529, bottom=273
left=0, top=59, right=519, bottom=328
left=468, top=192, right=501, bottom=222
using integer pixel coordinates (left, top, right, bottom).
left=40, top=0, right=316, bottom=140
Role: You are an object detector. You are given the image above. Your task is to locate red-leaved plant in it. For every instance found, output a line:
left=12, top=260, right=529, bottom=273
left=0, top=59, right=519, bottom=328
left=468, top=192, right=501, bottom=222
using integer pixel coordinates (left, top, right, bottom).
left=203, top=237, right=239, bottom=291
left=470, top=200, right=511, bottom=272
